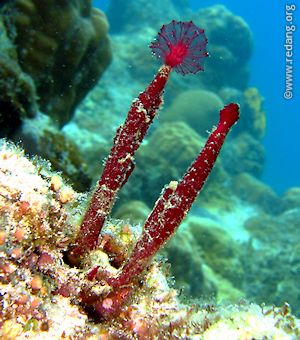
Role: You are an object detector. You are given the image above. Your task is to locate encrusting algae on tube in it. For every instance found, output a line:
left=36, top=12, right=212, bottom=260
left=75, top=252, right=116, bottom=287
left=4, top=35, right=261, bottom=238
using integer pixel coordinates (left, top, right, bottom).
left=1, top=21, right=300, bottom=339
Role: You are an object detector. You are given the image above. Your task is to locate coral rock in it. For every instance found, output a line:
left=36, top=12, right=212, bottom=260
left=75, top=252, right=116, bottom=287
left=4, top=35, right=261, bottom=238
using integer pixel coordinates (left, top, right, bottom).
left=4, top=0, right=112, bottom=126
left=232, top=173, right=283, bottom=215
left=161, top=89, right=224, bottom=136
left=222, top=132, right=265, bottom=178
left=0, top=17, right=37, bottom=137
left=1, top=141, right=300, bottom=338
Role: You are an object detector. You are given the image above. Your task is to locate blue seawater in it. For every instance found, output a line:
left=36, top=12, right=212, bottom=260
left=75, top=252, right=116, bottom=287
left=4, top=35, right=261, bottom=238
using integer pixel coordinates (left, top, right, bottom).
left=189, top=0, right=300, bottom=194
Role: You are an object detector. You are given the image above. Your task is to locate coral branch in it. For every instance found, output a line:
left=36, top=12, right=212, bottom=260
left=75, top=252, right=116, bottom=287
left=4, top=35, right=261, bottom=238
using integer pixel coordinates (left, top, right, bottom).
left=107, top=103, right=239, bottom=290
left=70, top=65, right=172, bottom=259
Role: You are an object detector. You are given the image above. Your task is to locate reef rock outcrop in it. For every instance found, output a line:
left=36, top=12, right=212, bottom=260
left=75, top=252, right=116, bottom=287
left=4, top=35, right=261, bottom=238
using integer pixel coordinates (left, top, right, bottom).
left=2, top=0, right=112, bottom=126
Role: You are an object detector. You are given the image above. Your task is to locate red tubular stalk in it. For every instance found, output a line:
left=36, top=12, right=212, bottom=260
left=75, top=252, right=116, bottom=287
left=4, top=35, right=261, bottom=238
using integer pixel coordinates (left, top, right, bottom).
left=108, top=103, right=240, bottom=289
left=70, top=65, right=172, bottom=258
left=71, top=19, right=209, bottom=260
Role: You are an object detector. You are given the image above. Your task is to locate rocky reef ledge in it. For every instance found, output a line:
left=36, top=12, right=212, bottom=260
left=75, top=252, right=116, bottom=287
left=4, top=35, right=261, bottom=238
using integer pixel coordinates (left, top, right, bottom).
left=0, top=140, right=299, bottom=339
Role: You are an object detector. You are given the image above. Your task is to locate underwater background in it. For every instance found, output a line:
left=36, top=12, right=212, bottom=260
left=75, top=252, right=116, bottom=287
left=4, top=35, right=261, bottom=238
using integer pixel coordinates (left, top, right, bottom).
left=93, top=0, right=300, bottom=194
left=0, top=0, right=300, bottom=333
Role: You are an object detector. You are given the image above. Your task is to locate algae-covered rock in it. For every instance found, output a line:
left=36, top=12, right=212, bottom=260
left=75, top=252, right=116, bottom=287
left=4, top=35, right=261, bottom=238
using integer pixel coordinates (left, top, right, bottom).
left=0, top=140, right=82, bottom=249
left=0, top=0, right=111, bottom=188
left=242, top=209, right=300, bottom=316
left=165, top=226, right=215, bottom=298
left=188, top=217, right=244, bottom=290
left=0, top=140, right=194, bottom=337
left=3, top=0, right=112, bottom=126
left=222, top=133, right=265, bottom=178
left=242, top=87, right=266, bottom=139
left=232, top=173, right=283, bottom=214
left=19, top=113, right=91, bottom=192
left=201, top=264, right=244, bottom=304
left=163, top=215, right=245, bottom=303
left=0, top=17, right=37, bottom=137
left=282, top=187, right=300, bottom=211
left=113, top=200, right=150, bottom=226
left=1, top=140, right=300, bottom=338
left=245, top=209, right=300, bottom=247
left=218, top=87, right=244, bottom=106
left=161, top=89, right=224, bottom=136
left=219, top=87, right=266, bottom=140
left=145, top=121, right=205, bottom=172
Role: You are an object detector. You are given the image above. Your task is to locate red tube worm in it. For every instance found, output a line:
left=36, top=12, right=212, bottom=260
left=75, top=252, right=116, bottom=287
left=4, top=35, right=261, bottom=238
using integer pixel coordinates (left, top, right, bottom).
left=94, top=103, right=239, bottom=317
left=70, top=20, right=208, bottom=259
left=109, top=103, right=239, bottom=288
left=70, top=66, right=170, bottom=259
left=74, top=21, right=240, bottom=319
